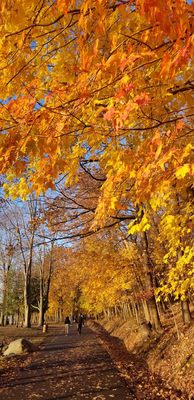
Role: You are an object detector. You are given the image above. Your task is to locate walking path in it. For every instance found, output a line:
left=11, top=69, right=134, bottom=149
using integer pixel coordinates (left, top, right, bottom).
left=0, top=324, right=134, bottom=400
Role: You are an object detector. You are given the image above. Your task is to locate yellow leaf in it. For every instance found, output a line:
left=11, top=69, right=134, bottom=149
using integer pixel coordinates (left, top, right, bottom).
left=175, top=164, right=190, bottom=179
left=155, top=143, right=163, bottom=160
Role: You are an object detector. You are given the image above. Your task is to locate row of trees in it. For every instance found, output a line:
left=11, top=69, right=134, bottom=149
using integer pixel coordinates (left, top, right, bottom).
left=46, top=176, right=193, bottom=331
left=0, top=199, right=54, bottom=327
left=0, top=1, right=193, bottom=330
left=0, top=172, right=193, bottom=330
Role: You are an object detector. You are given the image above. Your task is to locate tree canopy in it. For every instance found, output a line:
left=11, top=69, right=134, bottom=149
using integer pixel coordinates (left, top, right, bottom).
left=0, top=1, right=193, bottom=325
left=0, top=1, right=193, bottom=206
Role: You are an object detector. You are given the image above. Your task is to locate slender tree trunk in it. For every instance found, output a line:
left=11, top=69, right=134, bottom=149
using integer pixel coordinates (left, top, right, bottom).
left=123, top=303, right=128, bottom=320
left=127, top=302, right=133, bottom=318
left=0, top=312, right=4, bottom=326
left=42, top=243, right=54, bottom=321
left=176, top=195, right=191, bottom=325
left=39, top=277, right=44, bottom=326
left=181, top=300, right=191, bottom=325
left=2, top=268, right=7, bottom=327
left=17, top=199, right=38, bottom=328
left=114, top=305, right=118, bottom=317
left=23, top=238, right=34, bottom=328
left=16, top=307, right=20, bottom=327
left=132, top=301, right=139, bottom=323
left=60, top=308, right=63, bottom=322
left=24, top=273, right=31, bottom=328
left=142, top=299, right=151, bottom=322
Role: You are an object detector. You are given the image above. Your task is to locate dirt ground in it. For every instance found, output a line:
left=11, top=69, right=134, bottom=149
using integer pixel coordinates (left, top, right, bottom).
left=88, top=321, right=192, bottom=400
left=0, top=322, right=192, bottom=399
left=0, top=323, right=138, bottom=399
left=96, top=309, right=194, bottom=398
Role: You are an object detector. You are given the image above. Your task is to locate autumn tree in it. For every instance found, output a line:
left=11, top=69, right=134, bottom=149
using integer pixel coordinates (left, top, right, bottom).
left=0, top=1, right=193, bottom=323
left=34, top=241, right=55, bottom=326
left=0, top=1, right=192, bottom=208
left=48, top=232, right=142, bottom=323
left=152, top=186, right=194, bottom=324
left=48, top=246, right=81, bottom=321
left=0, top=229, right=17, bottom=325
left=0, top=199, right=41, bottom=327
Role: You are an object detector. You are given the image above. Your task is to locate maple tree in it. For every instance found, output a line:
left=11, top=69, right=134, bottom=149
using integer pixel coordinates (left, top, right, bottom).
left=0, top=226, right=18, bottom=326
left=0, top=1, right=193, bottom=202
left=47, top=230, right=159, bottom=325
left=48, top=246, right=82, bottom=320
left=0, top=198, right=56, bottom=327
left=77, top=235, right=134, bottom=315
left=33, top=241, right=54, bottom=326
left=0, top=199, right=40, bottom=327
left=0, top=0, right=193, bottom=324
left=47, top=234, right=134, bottom=319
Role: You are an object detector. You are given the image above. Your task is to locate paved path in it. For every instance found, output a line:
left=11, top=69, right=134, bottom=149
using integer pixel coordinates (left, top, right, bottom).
left=0, top=324, right=133, bottom=400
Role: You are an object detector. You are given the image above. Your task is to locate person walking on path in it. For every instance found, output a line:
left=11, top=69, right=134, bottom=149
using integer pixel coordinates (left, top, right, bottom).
left=77, top=314, right=84, bottom=335
left=64, top=316, right=71, bottom=336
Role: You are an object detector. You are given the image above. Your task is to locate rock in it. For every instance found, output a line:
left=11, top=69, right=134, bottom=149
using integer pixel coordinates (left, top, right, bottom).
left=3, top=338, right=37, bottom=356
left=2, top=344, right=8, bottom=354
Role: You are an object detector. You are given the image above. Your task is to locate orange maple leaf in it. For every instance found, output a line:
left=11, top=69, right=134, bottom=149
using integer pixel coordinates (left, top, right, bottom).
left=134, top=93, right=150, bottom=106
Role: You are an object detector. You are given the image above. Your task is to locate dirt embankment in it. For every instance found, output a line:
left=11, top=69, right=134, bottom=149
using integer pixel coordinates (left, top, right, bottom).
left=96, top=316, right=194, bottom=397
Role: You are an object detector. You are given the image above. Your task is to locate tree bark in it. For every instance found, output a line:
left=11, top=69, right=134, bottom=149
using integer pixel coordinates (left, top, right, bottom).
left=24, top=272, right=31, bottom=328
left=142, top=299, right=151, bottom=322
left=181, top=300, right=191, bottom=325
left=132, top=301, right=139, bottom=323
left=127, top=302, right=133, bottom=318
left=0, top=312, right=4, bottom=326
left=22, top=232, right=34, bottom=328
left=17, top=200, right=37, bottom=328
left=42, top=243, right=54, bottom=324
left=38, top=276, right=44, bottom=326
left=143, top=232, right=162, bottom=331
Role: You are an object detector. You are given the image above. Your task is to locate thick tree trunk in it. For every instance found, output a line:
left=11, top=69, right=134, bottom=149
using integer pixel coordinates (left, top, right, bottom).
left=147, top=296, right=161, bottom=330
left=39, top=242, right=54, bottom=326
left=143, top=232, right=162, bottom=331
left=181, top=300, right=191, bottom=325
left=43, top=262, right=52, bottom=318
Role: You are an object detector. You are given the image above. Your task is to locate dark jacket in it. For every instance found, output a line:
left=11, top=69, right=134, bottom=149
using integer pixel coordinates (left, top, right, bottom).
left=65, top=317, right=70, bottom=324
left=78, top=315, right=84, bottom=325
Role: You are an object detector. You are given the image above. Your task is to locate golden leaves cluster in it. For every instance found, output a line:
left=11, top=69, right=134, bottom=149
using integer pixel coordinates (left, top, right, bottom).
left=0, top=0, right=193, bottom=301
